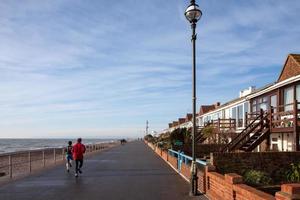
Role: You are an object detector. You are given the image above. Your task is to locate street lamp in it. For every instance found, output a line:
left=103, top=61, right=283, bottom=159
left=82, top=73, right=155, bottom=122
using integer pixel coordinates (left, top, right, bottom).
left=185, top=0, right=202, bottom=196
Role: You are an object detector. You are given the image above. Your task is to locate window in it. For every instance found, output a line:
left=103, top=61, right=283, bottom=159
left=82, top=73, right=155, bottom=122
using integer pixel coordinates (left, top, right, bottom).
left=296, top=85, right=300, bottom=109
left=284, top=87, right=294, bottom=111
left=252, top=100, right=256, bottom=112
left=270, top=95, right=277, bottom=113
left=225, top=109, right=230, bottom=119
left=244, top=102, right=249, bottom=113
left=253, top=96, right=268, bottom=112
left=259, top=97, right=268, bottom=111
left=237, top=105, right=243, bottom=127
left=231, top=107, right=237, bottom=119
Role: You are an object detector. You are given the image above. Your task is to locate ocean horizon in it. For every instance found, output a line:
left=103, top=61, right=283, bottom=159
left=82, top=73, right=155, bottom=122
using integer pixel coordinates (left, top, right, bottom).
left=0, top=138, right=117, bottom=154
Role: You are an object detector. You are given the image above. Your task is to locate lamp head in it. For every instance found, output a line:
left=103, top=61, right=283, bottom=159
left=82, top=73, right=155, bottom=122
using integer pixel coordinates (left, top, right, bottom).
left=185, top=2, right=202, bottom=23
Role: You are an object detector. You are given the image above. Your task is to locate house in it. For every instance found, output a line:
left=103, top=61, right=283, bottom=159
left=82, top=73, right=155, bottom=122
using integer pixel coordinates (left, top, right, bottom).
left=161, top=54, right=300, bottom=152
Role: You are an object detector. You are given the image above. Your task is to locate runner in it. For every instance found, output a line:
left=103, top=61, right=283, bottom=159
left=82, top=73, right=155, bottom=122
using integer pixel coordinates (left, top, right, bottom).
left=65, top=141, right=73, bottom=172
left=72, top=138, right=86, bottom=177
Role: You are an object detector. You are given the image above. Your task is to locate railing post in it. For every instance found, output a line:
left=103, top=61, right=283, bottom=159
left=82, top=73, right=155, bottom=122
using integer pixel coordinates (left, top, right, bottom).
left=177, top=150, right=181, bottom=172
left=28, top=151, right=31, bottom=173
left=8, top=155, right=12, bottom=179
left=42, top=150, right=45, bottom=167
left=270, top=106, right=273, bottom=131
left=293, top=100, right=299, bottom=151
left=53, top=148, right=56, bottom=164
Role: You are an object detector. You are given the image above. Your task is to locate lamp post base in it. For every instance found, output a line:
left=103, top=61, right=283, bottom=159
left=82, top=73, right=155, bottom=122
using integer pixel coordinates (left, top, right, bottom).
left=189, top=161, right=198, bottom=196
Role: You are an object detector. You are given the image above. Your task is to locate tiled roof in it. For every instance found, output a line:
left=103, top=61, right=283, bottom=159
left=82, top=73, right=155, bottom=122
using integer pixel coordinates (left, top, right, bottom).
left=290, top=54, right=300, bottom=65
left=278, top=54, right=300, bottom=82
left=199, top=105, right=217, bottom=115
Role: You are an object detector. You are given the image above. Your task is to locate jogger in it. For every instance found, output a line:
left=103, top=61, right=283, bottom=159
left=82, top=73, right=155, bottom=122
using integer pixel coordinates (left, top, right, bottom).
left=65, top=141, right=73, bottom=172
left=75, top=159, right=83, bottom=174
left=72, top=138, right=86, bottom=177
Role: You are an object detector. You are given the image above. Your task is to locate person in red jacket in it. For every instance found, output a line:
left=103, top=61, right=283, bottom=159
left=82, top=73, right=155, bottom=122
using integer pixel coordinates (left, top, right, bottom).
left=72, top=138, right=86, bottom=177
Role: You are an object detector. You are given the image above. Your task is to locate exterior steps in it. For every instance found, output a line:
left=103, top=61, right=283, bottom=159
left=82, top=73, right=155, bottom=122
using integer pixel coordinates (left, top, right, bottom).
left=221, top=110, right=269, bottom=152
left=239, top=128, right=270, bottom=152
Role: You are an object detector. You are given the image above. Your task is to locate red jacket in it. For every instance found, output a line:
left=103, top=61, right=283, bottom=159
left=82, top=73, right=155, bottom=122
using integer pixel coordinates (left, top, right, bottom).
left=72, top=143, right=86, bottom=160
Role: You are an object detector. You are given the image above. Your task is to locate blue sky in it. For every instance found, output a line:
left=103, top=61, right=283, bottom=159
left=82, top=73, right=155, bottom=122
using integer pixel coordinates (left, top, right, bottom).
left=0, top=0, right=300, bottom=138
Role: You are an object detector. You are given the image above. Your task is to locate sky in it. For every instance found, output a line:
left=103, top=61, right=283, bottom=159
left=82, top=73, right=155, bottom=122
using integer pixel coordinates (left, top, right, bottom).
left=0, top=0, right=300, bottom=138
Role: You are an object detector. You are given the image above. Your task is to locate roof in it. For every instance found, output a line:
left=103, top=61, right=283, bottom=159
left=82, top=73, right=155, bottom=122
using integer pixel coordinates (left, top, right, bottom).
left=278, top=54, right=300, bottom=82
left=199, top=105, right=217, bottom=115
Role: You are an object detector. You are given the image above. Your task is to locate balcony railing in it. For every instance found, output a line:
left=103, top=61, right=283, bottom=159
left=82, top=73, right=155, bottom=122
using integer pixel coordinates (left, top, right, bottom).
left=270, top=101, right=300, bottom=132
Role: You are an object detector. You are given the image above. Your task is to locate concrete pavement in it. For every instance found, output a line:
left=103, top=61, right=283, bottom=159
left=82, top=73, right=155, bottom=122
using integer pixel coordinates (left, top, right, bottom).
left=0, top=141, right=207, bottom=200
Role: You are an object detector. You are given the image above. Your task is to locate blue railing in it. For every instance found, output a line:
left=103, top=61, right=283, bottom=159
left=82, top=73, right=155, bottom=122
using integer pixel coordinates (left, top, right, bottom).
left=168, top=149, right=207, bottom=172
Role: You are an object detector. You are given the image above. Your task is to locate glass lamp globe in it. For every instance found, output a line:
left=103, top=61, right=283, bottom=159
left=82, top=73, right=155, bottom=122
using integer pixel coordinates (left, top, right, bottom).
left=185, top=4, right=202, bottom=23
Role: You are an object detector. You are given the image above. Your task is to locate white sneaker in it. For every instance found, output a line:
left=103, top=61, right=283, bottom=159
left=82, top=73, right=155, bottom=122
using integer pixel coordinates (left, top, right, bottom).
left=75, top=173, right=78, bottom=177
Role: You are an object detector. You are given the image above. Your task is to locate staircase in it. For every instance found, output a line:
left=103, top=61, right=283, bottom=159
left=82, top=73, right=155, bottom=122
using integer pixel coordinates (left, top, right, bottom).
left=221, top=110, right=270, bottom=152
left=239, top=127, right=270, bottom=151
left=195, top=126, right=205, bottom=143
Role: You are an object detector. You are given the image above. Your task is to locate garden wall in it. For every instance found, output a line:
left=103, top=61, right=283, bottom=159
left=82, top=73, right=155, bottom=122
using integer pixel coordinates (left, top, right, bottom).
left=145, top=141, right=300, bottom=200
left=211, top=152, right=300, bottom=183
left=183, top=144, right=225, bottom=158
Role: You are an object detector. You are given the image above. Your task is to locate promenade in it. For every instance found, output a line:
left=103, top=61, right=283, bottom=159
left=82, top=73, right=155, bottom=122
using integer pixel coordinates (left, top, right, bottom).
left=0, top=141, right=207, bottom=200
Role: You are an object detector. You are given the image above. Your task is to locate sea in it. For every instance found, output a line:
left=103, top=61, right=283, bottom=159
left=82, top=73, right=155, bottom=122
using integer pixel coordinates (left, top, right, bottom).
left=0, top=138, right=116, bottom=154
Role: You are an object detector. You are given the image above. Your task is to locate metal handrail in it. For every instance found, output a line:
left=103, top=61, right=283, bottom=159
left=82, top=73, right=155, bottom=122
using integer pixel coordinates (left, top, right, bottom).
left=168, top=149, right=207, bottom=166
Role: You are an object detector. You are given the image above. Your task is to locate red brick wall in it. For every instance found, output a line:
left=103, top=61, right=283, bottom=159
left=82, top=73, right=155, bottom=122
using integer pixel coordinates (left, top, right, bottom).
left=161, top=150, right=168, bottom=162
left=145, top=143, right=300, bottom=200
left=180, top=163, right=191, bottom=180
left=198, top=170, right=206, bottom=193
left=206, top=172, right=275, bottom=200
left=168, top=155, right=177, bottom=169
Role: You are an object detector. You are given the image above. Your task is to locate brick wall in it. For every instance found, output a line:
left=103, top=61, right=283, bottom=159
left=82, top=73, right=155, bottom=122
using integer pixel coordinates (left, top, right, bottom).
left=168, top=154, right=177, bottom=169
left=162, top=150, right=168, bottom=162
left=180, top=162, right=190, bottom=180
left=145, top=142, right=300, bottom=200
left=211, top=152, right=300, bottom=183
left=183, top=144, right=225, bottom=158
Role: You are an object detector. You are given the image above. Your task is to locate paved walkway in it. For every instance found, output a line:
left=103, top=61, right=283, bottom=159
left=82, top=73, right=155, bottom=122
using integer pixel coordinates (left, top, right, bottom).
left=0, top=141, right=207, bottom=200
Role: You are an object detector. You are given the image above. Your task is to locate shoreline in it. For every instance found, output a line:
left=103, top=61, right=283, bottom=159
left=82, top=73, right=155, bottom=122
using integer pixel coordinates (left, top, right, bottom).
left=0, top=139, right=118, bottom=155
left=0, top=141, right=119, bottom=182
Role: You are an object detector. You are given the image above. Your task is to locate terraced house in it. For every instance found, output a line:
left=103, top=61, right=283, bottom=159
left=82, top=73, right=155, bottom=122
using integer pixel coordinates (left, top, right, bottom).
left=164, top=54, right=300, bottom=153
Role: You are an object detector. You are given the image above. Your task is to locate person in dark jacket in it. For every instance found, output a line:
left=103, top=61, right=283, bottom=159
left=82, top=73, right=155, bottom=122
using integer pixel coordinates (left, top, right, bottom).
left=72, top=138, right=86, bottom=177
left=65, top=141, right=73, bottom=172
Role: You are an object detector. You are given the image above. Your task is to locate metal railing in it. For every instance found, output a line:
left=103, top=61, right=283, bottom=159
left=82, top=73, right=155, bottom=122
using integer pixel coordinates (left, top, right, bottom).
left=0, top=142, right=117, bottom=180
left=168, top=149, right=207, bottom=172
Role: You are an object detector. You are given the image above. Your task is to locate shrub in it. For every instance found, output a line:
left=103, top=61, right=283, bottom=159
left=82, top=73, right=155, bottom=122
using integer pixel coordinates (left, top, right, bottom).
left=244, top=170, right=272, bottom=186
left=286, top=163, right=300, bottom=182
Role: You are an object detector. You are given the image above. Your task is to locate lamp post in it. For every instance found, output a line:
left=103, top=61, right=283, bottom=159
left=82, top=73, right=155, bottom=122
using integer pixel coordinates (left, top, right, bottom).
left=185, top=0, right=202, bottom=196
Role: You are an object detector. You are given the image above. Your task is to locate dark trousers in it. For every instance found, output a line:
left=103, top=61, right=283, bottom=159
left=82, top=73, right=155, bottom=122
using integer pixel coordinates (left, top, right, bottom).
left=75, top=159, right=83, bottom=173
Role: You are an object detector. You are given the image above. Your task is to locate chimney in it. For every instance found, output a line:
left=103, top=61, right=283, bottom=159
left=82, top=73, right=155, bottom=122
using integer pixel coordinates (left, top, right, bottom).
left=215, top=102, right=221, bottom=107
left=178, top=118, right=185, bottom=124
left=239, top=86, right=256, bottom=98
